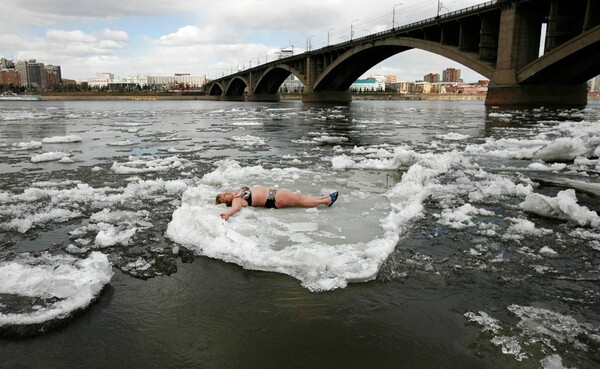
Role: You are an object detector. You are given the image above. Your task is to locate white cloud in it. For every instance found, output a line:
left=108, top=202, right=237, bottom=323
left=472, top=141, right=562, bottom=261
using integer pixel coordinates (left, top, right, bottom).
left=0, top=0, right=492, bottom=81
left=155, top=25, right=240, bottom=46
left=101, top=29, right=129, bottom=41
left=46, top=29, right=96, bottom=43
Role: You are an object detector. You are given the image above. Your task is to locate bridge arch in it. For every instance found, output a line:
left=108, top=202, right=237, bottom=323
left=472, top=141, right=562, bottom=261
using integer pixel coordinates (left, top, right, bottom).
left=253, top=66, right=306, bottom=95
left=313, top=37, right=496, bottom=92
left=208, top=82, right=224, bottom=96
left=225, top=76, right=249, bottom=97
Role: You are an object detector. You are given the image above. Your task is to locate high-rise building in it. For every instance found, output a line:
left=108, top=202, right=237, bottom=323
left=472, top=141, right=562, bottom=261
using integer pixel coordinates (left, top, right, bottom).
left=26, top=62, right=46, bottom=90
left=442, top=68, right=462, bottom=82
left=14, top=60, right=32, bottom=87
left=45, top=65, right=62, bottom=90
left=1, top=68, right=21, bottom=87
left=423, top=73, right=440, bottom=83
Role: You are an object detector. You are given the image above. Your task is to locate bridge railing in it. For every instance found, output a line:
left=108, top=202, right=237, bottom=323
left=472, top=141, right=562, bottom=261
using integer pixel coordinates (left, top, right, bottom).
left=211, top=0, right=497, bottom=82
left=342, top=0, right=496, bottom=47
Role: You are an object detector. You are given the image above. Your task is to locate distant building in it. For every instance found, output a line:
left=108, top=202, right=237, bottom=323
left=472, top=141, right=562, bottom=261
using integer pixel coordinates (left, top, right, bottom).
left=442, top=68, right=462, bottom=82
left=0, top=58, right=14, bottom=69
left=26, top=62, right=46, bottom=90
left=45, top=65, right=62, bottom=90
left=146, top=74, right=206, bottom=90
left=589, top=75, right=600, bottom=91
left=385, top=75, right=397, bottom=84
left=351, top=79, right=385, bottom=92
left=14, top=60, right=32, bottom=87
left=1, top=68, right=21, bottom=87
left=88, top=73, right=114, bottom=88
left=413, top=81, right=433, bottom=93
left=279, top=75, right=303, bottom=93
left=423, top=73, right=440, bottom=83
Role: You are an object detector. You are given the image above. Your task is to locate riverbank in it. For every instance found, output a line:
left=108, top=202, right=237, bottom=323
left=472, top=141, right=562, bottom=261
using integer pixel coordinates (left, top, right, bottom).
left=38, top=91, right=600, bottom=101
left=40, top=92, right=207, bottom=101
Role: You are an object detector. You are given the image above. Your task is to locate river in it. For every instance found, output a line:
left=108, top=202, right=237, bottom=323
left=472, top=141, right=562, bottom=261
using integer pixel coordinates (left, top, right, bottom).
left=0, top=99, right=599, bottom=369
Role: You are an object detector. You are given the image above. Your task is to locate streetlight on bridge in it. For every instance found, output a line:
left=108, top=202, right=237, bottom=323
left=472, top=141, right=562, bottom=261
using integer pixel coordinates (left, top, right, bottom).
left=328, top=28, right=335, bottom=46
left=351, top=19, right=359, bottom=41
left=307, top=34, right=316, bottom=51
left=393, top=3, right=403, bottom=29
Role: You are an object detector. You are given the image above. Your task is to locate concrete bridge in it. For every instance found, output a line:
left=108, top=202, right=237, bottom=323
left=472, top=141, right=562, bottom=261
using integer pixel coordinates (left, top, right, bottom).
left=205, top=0, right=600, bottom=107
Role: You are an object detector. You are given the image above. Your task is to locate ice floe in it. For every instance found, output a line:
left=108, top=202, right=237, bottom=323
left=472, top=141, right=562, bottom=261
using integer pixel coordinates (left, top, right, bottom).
left=0, top=252, right=113, bottom=330
left=41, top=135, right=82, bottom=144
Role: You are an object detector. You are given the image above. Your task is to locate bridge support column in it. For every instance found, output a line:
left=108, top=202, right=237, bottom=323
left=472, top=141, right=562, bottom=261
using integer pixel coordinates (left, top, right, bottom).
left=246, top=93, right=280, bottom=102
left=221, top=95, right=245, bottom=102
left=486, top=84, right=587, bottom=107
left=301, top=90, right=352, bottom=103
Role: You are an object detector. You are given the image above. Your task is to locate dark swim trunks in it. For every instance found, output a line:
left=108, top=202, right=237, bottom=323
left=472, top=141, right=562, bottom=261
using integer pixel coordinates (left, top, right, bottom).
left=265, top=189, right=277, bottom=209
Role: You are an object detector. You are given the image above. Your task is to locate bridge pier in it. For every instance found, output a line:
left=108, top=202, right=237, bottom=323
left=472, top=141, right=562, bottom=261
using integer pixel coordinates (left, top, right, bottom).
left=485, top=83, right=588, bottom=107
left=301, top=91, right=352, bottom=103
left=221, top=95, right=245, bottom=102
left=245, top=93, right=280, bottom=102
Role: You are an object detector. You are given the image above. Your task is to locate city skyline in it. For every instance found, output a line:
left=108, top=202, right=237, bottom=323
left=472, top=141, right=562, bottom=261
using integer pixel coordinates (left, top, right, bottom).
left=0, top=0, right=490, bottom=83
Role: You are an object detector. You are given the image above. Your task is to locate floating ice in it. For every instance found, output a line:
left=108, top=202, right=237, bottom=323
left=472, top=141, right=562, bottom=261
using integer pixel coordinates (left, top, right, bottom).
left=503, top=218, right=553, bottom=241
left=539, top=246, right=558, bottom=256
left=520, top=189, right=600, bottom=227
left=533, top=137, right=588, bottom=162
left=111, top=155, right=186, bottom=174
left=11, top=141, right=42, bottom=150
left=1, top=208, right=82, bottom=233
left=41, top=135, right=82, bottom=144
left=168, top=149, right=463, bottom=291
left=106, top=139, right=135, bottom=146
left=0, top=252, right=113, bottom=328
left=436, top=132, right=470, bottom=140
left=540, top=354, right=574, bottom=369
left=464, top=311, right=501, bottom=334
left=231, top=135, right=266, bottom=146
left=31, top=152, right=71, bottom=163
left=508, top=304, right=597, bottom=351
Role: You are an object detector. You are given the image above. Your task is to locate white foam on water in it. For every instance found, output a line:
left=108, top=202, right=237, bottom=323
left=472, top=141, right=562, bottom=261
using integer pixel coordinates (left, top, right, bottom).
left=0, top=252, right=113, bottom=326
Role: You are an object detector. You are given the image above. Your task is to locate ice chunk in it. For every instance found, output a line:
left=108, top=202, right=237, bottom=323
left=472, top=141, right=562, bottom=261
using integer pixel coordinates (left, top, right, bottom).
left=0, top=252, right=113, bottom=328
left=520, top=189, right=600, bottom=227
left=540, top=354, right=574, bottom=369
left=31, top=152, right=71, bottom=163
left=533, top=137, right=588, bottom=162
left=11, top=141, right=42, bottom=150
left=41, top=135, right=82, bottom=143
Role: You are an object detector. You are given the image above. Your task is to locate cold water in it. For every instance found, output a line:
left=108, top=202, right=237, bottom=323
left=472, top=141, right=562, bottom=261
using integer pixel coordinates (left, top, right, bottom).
left=0, top=100, right=598, bottom=369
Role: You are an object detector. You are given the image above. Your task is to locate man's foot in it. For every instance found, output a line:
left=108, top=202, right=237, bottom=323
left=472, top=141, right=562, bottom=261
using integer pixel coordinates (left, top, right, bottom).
left=328, top=191, right=338, bottom=207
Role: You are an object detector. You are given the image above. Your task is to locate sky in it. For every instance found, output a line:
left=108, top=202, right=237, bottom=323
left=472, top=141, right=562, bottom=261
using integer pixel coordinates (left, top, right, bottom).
left=0, top=0, right=492, bottom=83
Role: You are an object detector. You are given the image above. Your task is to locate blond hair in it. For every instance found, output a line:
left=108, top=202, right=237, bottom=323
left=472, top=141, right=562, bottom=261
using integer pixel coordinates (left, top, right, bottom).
left=215, top=194, right=232, bottom=207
